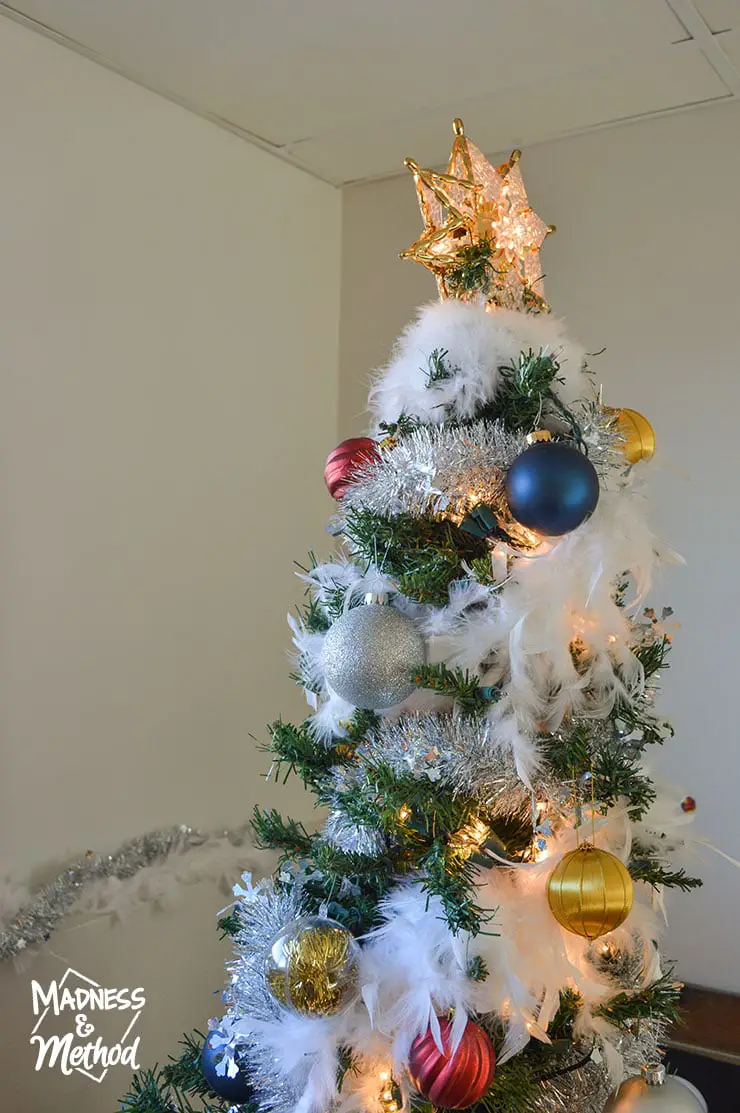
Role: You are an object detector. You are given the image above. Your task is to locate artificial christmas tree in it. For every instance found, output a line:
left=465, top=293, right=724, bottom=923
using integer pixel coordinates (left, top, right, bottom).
left=120, top=119, right=705, bottom=1113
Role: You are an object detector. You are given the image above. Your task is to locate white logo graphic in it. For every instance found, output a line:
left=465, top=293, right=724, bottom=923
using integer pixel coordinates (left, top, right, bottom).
left=30, top=966, right=145, bottom=1083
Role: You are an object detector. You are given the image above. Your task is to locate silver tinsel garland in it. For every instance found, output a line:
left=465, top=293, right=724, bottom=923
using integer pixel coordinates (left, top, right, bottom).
left=225, top=877, right=306, bottom=1023
left=320, top=710, right=656, bottom=858
left=343, top=419, right=525, bottom=519
left=342, top=713, right=561, bottom=815
left=535, top=1018, right=666, bottom=1113
left=321, top=810, right=388, bottom=858
left=343, top=409, right=623, bottom=525
left=222, top=878, right=308, bottom=1113
left=0, top=822, right=253, bottom=962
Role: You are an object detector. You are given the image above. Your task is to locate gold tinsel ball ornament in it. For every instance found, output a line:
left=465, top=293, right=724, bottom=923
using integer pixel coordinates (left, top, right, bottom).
left=264, top=916, right=360, bottom=1017
left=546, top=844, right=634, bottom=939
left=607, top=407, right=656, bottom=464
left=604, top=1064, right=707, bottom=1113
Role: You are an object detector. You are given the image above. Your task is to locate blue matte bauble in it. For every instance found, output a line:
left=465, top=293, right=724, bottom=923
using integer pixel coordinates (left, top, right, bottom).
left=505, top=441, right=599, bottom=537
left=201, top=1031, right=253, bottom=1104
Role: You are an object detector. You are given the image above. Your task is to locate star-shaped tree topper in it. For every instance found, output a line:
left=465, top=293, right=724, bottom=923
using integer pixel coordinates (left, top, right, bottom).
left=401, top=119, right=554, bottom=313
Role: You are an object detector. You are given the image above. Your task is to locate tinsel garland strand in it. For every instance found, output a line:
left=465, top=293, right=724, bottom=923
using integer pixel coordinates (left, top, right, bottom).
left=343, top=407, right=623, bottom=523
left=222, top=879, right=309, bottom=1113
left=0, top=822, right=253, bottom=962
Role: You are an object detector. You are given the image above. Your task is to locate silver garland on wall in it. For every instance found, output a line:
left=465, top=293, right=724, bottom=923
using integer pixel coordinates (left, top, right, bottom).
left=0, top=821, right=255, bottom=962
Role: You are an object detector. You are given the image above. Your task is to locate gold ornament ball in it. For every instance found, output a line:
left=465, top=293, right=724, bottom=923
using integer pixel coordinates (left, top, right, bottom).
left=604, top=1065, right=707, bottom=1112
left=608, top=407, right=656, bottom=464
left=264, top=916, right=360, bottom=1017
left=547, top=844, right=634, bottom=940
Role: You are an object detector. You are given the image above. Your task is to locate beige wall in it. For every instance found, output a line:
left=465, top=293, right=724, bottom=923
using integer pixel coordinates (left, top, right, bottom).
left=340, top=100, right=740, bottom=994
left=0, top=16, right=339, bottom=1111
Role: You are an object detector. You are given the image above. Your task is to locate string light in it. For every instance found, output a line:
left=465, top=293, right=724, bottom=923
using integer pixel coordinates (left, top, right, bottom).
left=377, top=1067, right=400, bottom=1113
left=443, top=484, right=540, bottom=552
left=450, top=816, right=491, bottom=858
left=398, top=805, right=412, bottom=822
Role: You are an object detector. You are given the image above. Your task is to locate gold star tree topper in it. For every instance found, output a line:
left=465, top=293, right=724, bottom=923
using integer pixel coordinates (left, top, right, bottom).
left=401, top=119, right=554, bottom=313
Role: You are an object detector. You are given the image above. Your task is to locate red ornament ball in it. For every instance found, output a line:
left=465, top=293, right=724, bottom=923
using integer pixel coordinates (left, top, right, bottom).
left=324, top=437, right=379, bottom=500
left=681, top=796, right=697, bottom=813
left=408, top=1017, right=495, bottom=1110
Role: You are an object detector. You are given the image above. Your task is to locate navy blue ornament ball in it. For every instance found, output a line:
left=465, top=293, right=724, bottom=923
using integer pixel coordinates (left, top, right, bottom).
left=201, top=1031, right=253, bottom=1104
left=505, top=441, right=599, bottom=537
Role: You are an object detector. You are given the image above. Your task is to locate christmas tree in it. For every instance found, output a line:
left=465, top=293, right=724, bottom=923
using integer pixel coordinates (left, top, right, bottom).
left=120, top=120, right=705, bottom=1113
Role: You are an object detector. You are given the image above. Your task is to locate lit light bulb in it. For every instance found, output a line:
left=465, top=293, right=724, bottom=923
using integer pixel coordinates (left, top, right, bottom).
left=450, top=816, right=490, bottom=858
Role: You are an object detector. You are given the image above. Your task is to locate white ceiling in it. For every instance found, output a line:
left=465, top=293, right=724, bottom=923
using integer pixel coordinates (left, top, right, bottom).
left=1, top=0, right=739, bottom=185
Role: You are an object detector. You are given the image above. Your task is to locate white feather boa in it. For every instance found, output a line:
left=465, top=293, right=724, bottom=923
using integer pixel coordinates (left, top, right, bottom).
left=357, top=799, right=672, bottom=1090
left=368, top=300, right=588, bottom=431
left=292, top=482, right=678, bottom=779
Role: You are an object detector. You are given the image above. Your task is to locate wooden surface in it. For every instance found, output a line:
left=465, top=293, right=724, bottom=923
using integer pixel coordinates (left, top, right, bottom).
left=671, top=985, right=740, bottom=1063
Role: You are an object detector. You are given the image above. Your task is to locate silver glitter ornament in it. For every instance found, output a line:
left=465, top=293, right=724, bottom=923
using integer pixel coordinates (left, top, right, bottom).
left=604, top=1065, right=707, bottom=1113
left=321, top=595, right=425, bottom=710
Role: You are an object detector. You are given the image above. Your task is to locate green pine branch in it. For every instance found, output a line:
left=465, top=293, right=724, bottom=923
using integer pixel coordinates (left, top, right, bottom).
left=296, top=871, right=389, bottom=934
left=472, top=1054, right=544, bottom=1113
left=295, top=595, right=330, bottom=634
left=294, top=552, right=349, bottom=624
left=541, top=721, right=657, bottom=820
left=344, top=708, right=381, bottom=741
left=467, top=955, right=490, bottom=982
left=420, top=838, right=495, bottom=936
left=343, top=508, right=487, bottom=605
left=160, top=1032, right=217, bottom=1102
left=119, top=1032, right=251, bottom=1113
left=548, top=970, right=683, bottom=1041
left=491, top=349, right=565, bottom=432
left=446, top=240, right=497, bottom=299
left=629, top=845, right=702, bottom=892
left=592, top=739, right=657, bottom=819
left=251, top=807, right=313, bottom=858
left=378, top=413, right=422, bottom=438
left=633, top=634, right=671, bottom=680
left=327, top=759, right=534, bottom=935
left=217, top=911, right=241, bottom=939
left=411, top=663, right=496, bottom=714
left=593, top=969, right=683, bottom=1031
left=547, top=988, right=583, bottom=1041
left=443, top=348, right=587, bottom=442
left=613, top=698, right=673, bottom=750
left=423, top=347, right=455, bottom=387
left=263, top=719, right=357, bottom=787
left=119, top=1069, right=198, bottom=1113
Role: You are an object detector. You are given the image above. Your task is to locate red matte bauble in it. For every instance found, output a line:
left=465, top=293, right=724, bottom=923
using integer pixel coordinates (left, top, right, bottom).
left=408, top=1017, right=495, bottom=1110
left=324, top=437, right=379, bottom=500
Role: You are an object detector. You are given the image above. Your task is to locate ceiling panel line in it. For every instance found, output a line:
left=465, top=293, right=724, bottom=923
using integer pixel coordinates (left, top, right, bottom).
left=665, top=0, right=740, bottom=92
left=0, top=3, right=343, bottom=186
left=340, top=93, right=735, bottom=188
left=1, top=1, right=737, bottom=188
